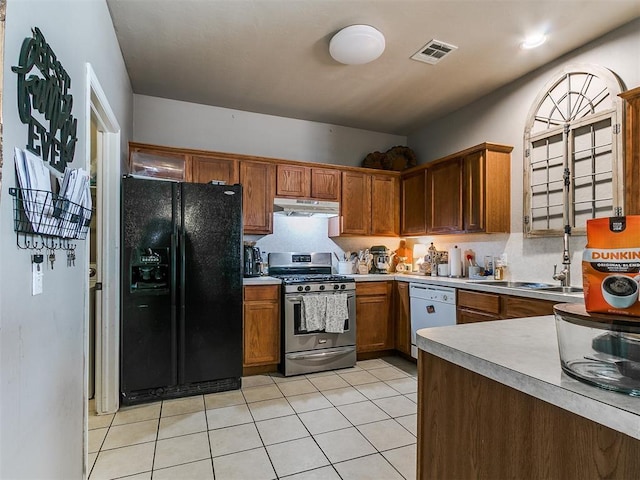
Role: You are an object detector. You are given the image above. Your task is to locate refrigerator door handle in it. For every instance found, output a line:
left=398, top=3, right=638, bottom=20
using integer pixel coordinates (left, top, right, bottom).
left=179, top=230, right=187, bottom=383
left=170, top=231, right=178, bottom=386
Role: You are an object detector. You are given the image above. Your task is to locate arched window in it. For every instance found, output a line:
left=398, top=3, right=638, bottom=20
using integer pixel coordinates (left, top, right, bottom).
left=523, top=64, right=624, bottom=236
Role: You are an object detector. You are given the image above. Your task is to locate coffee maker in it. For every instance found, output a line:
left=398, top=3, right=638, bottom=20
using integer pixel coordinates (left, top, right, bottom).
left=370, top=245, right=393, bottom=274
left=243, top=244, right=262, bottom=277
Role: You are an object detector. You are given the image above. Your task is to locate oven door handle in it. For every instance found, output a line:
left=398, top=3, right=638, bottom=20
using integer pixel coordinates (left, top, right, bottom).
left=286, top=293, right=355, bottom=302
left=288, top=349, right=352, bottom=361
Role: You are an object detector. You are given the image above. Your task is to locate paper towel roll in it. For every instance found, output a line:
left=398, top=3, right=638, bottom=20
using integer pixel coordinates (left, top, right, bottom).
left=449, top=246, right=462, bottom=277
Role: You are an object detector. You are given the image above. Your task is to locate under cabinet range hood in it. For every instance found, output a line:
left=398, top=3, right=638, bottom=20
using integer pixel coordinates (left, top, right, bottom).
left=273, top=197, right=340, bottom=217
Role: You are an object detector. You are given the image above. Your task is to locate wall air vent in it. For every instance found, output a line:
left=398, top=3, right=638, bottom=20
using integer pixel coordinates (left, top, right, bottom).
left=411, top=39, right=458, bottom=65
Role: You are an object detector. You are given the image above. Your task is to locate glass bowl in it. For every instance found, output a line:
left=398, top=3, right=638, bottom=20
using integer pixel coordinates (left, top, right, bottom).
left=554, top=303, right=640, bottom=396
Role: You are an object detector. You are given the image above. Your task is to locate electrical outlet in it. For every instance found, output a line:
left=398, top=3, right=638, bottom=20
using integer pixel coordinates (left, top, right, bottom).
left=32, top=263, right=43, bottom=295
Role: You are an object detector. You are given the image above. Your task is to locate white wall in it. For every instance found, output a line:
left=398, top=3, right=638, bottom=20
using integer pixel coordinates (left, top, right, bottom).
left=133, top=94, right=406, bottom=166
left=407, top=18, right=640, bottom=285
left=0, top=1, right=133, bottom=478
left=246, top=216, right=403, bottom=272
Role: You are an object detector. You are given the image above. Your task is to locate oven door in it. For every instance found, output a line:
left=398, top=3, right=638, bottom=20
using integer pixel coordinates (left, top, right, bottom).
left=283, top=291, right=356, bottom=354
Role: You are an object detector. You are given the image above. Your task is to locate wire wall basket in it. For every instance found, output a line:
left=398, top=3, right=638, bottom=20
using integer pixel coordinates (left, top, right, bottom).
left=9, top=187, right=92, bottom=246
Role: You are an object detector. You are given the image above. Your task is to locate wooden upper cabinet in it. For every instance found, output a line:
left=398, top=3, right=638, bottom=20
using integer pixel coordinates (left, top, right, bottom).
left=276, top=165, right=341, bottom=201
left=620, top=86, right=640, bottom=215
left=404, top=143, right=512, bottom=236
left=240, top=161, right=275, bottom=235
left=371, top=174, right=399, bottom=236
left=463, top=151, right=485, bottom=232
left=276, top=164, right=311, bottom=198
left=459, top=145, right=512, bottom=234
left=310, top=167, right=341, bottom=201
left=191, top=155, right=239, bottom=185
left=427, top=158, right=463, bottom=234
left=129, top=146, right=187, bottom=181
left=330, top=171, right=399, bottom=237
left=401, top=169, right=427, bottom=236
left=338, top=171, right=372, bottom=235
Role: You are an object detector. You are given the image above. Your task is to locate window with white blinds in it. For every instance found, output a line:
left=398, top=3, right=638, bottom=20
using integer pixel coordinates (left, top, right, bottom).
left=524, top=65, right=624, bottom=236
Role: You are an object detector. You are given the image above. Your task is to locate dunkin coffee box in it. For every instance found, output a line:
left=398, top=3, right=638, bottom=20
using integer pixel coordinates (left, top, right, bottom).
left=582, top=216, right=640, bottom=316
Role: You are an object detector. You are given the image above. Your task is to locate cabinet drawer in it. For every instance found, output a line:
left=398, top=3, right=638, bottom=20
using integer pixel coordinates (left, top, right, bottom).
left=244, top=285, right=279, bottom=302
left=356, top=281, right=391, bottom=296
left=457, top=308, right=501, bottom=324
left=457, top=290, right=501, bottom=315
left=503, top=296, right=555, bottom=318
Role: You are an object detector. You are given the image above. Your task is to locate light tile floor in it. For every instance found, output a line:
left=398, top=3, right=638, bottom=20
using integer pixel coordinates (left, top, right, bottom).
left=88, top=356, right=417, bottom=480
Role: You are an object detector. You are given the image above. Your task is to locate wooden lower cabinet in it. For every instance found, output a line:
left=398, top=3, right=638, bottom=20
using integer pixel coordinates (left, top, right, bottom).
left=394, top=281, right=411, bottom=356
left=243, top=285, right=280, bottom=370
left=356, top=281, right=394, bottom=354
left=418, top=352, right=640, bottom=479
left=457, top=288, right=556, bottom=323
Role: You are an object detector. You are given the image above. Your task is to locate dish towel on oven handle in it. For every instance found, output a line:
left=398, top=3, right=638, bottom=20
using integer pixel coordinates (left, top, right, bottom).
left=301, top=295, right=326, bottom=332
left=325, top=293, right=348, bottom=333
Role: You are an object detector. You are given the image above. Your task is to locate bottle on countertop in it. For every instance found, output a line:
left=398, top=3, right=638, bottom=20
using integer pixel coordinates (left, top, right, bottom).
left=428, top=242, right=438, bottom=277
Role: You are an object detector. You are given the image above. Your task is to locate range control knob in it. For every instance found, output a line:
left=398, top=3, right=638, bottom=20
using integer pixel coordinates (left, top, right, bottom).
left=297, top=286, right=304, bottom=292
left=443, top=294, right=448, bottom=301
left=340, top=284, right=346, bottom=290
left=304, top=285, right=311, bottom=292
left=333, top=284, right=340, bottom=290
left=319, top=285, right=325, bottom=291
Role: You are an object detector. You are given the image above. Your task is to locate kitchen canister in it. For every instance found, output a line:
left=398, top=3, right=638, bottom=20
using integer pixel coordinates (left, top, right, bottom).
left=449, top=245, right=462, bottom=277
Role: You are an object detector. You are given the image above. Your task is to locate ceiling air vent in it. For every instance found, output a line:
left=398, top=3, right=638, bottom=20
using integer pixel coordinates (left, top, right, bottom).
left=411, top=39, right=458, bottom=65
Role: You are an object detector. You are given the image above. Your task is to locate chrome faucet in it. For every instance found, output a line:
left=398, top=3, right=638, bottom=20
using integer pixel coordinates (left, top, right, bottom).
left=553, top=227, right=571, bottom=287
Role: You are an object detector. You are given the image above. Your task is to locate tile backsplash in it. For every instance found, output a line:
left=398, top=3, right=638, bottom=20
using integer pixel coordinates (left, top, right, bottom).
left=245, top=216, right=585, bottom=285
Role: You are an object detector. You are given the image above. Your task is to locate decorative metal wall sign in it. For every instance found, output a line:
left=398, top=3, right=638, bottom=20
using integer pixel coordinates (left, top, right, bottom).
left=11, top=27, right=77, bottom=173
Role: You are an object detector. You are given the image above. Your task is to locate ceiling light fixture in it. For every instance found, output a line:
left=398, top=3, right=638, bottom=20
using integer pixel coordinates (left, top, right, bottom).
left=329, top=25, right=385, bottom=65
left=521, top=33, right=547, bottom=49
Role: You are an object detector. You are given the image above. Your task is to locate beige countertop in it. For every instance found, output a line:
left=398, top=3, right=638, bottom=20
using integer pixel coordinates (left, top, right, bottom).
left=416, top=316, right=640, bottom=440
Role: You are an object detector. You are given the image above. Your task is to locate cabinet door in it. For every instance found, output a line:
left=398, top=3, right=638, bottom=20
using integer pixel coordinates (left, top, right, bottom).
left=356, top=282, right=393, bottom=353
left=427, top=159, right=463, bottom=234
left=311, top=167, right=341, bottom=201
left=463, top=151, right=485, bottom=232
left=240, top=161, right=275, bottom=234
left=394, top=281, right=411, bottom=355
left=371, top=175, right=399, bottom=236
left=191, top=155, right=239, bottom=185
left=243, top=286, right=280, bottom=366
left=340, top=171, right=371, bottom=235
left=401, top=170, right=427, bottom=236
left=621, top=87, right=640, bottom=215
left=276, top=164, right=311, bottom=198
left=129, top=147, right=187, bottom=181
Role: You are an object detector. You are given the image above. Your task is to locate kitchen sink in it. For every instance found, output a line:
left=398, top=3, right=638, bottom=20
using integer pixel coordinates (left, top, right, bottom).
left=468, top=280, right=583, bottom=294
left=468, top=281, right=556, bottom=289
left=538, top=286, right=584, bottom=294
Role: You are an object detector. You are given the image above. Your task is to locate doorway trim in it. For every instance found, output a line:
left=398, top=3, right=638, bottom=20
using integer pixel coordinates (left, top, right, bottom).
left=84, top=63, right=121, bottom=422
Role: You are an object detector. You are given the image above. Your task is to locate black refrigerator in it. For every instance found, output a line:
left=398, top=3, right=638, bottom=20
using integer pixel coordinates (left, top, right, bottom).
left=120, top=176, right=243, bottom=405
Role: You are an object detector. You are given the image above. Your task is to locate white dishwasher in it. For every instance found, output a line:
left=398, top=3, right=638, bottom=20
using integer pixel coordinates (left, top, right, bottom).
left=409, top=283, right=457, bottom=358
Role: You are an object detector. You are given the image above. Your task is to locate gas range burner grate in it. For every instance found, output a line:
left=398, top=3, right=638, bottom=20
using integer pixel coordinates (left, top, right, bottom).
left=276, top=274, right=354, bottom=285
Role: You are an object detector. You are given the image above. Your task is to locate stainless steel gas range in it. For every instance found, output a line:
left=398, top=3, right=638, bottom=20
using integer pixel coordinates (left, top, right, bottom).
left=268, top=252, right=356, bottom=376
